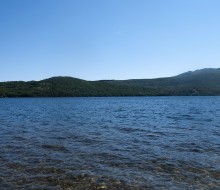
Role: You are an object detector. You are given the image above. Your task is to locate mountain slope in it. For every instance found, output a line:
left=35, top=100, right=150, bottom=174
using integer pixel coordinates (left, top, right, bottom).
left=0, top=77, right=155, bottom=97
left=0, top=68, right=220, bottom=97
left=103, top=68, right=220, bottom=95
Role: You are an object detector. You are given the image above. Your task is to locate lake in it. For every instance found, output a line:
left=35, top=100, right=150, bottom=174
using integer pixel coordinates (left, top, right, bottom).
left=0, top=97, right=220, bottom=189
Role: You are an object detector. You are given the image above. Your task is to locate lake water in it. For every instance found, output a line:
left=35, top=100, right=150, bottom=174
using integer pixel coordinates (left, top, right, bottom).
left=0, top=97, right=220, bottom=189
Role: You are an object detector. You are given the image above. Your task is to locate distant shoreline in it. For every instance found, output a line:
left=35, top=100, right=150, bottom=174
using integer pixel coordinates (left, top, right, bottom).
left=0, top=95, right=220, bottom=98
left=1, top=68, right=220, bottom=97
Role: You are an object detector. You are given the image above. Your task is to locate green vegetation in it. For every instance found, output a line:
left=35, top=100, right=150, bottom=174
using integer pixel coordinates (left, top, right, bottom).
left=1, top=68, right=220, bottom=97
left=105, top=68, right=220, bottom=96
left=0, top=77, right=156, bottom=97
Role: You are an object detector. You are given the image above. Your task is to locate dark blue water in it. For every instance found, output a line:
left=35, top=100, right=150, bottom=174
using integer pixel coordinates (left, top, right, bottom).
left=0, top=97, right=219, bottom=189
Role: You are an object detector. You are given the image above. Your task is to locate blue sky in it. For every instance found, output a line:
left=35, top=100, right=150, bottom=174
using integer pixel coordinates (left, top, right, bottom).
left=0, top=0, right=220, bottom=81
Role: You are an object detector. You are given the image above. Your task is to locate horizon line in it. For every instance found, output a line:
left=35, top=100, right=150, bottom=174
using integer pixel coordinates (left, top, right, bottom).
left=0, top=67, right=219, bottom=83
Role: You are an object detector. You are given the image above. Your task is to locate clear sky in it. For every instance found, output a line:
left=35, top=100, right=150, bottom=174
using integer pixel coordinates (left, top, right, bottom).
left=0, top=0, right=220, bottom=81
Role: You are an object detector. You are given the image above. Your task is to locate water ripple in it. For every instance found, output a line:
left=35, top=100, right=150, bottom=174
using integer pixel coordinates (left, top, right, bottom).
left=0, top=97, right=220, bottom=189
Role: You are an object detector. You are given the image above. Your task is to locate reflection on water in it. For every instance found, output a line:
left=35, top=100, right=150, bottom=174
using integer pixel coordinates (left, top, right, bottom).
left=0, top=97, right=220, bottom=189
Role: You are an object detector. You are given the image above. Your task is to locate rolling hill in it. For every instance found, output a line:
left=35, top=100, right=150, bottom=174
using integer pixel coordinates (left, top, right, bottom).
left=104, top=68, right=220, bottom=95
left=0, top=68, right=220, bottom=97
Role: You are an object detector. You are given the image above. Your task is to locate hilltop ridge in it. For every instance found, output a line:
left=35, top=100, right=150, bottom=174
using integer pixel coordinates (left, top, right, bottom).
left=0, top=68, right=220, bottom=97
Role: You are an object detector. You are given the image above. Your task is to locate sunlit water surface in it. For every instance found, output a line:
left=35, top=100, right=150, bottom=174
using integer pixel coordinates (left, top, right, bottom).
left=0, top=97, right=220, bottom=189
